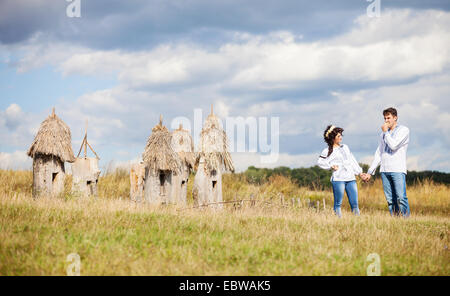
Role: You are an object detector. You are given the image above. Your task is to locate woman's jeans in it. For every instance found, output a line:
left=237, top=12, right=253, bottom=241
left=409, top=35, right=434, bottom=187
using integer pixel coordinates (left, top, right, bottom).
left=331, top=180, right=360, bottom=217
left=380, top=172, right=410, bottom=217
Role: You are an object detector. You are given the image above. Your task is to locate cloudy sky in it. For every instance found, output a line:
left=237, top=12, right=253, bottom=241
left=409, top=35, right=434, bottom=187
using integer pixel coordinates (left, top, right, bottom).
left=1, top=0, right=449, bottom=173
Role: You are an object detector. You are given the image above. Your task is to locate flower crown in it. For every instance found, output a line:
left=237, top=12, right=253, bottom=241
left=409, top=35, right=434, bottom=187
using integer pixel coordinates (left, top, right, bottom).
left=325, top=125, right=335, bottom=138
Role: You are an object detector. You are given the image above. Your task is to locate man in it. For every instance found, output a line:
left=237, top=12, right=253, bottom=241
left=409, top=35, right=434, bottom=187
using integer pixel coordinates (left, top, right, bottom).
left=362, top=107, right=411, bottom=217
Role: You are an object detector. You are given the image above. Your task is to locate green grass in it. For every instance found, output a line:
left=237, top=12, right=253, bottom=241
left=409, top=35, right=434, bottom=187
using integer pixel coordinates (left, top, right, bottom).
left=0, top=169, right=448, bottom=275
left=0, top=194, right=448, bottom=275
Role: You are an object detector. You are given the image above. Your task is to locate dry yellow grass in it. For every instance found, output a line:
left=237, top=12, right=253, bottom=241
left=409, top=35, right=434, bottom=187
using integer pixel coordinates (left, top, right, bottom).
left=0, top=169, right=448, bottom=275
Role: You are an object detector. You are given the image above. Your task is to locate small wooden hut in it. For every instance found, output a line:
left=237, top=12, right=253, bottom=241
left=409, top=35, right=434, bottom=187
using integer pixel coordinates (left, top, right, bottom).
left=27, top=108, right=75, bottom=198
left=71, top=121, right=101, bottom=197
left=142, top=116, right=182, bottom=205
left=170, top=124, right=195, bottom=205
left=193, top=106, right=234, bottom=209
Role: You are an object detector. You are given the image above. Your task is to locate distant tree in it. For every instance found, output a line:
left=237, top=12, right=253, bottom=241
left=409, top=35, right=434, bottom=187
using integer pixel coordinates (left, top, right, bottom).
left=242, top=165, right=450, bottom=189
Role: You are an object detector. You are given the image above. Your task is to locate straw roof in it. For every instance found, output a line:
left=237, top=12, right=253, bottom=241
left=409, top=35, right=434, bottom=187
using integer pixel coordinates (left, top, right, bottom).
left=197, top=106, right=234, bottom=173
left=171, top=124, right=195, bottom=169
left=142, top=116, right=182, bottom=174
left=27, top=108, right=75, bottom=163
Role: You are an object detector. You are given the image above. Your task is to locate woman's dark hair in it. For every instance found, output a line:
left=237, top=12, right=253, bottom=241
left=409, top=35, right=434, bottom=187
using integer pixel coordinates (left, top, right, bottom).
left=323, top=125, right=344, bottom=157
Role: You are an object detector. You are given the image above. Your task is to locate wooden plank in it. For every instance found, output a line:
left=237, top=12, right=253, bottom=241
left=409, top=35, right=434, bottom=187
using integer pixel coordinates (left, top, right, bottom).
left=76, top=136, right=87, bottom=158
left=86, top=140, right=100, bottom=160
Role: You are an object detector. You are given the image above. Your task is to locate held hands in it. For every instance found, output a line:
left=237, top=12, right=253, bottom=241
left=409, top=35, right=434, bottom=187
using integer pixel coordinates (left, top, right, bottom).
left=332, top=166, right=371, bottom=182
left=359, top=173, right=371, bottom=182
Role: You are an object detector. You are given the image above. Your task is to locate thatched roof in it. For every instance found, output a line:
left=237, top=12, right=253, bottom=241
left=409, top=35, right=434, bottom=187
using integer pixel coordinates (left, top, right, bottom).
left=27, top=108, right=75, bottom=163
left=171, top=124, right=195, bottom=169
left=197, top=106, right=234, bottom=173
left=142, top=116, right=182, bottom=174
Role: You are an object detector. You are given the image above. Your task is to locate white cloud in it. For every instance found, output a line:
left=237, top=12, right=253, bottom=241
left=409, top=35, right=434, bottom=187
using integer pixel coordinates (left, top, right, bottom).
left=330, top=74, right=450, bottom=142
left=11, top=41, right=91, bottom=73
left=2, top=9, right=450, bottom=172
left=76, top=88, right=126, bottom=113
left=0, top=151, right=31, bottom=170
left=361, top=150, right=449, bottom=173
left=0, top=103, right=38, bottom=148
left=4, top=103, right=24, bottom=129
left=8, top=9, right=450, bottom=90
left=102, top=157, right=142, bottom=175
left=214, top=100, right=230, bottom=118
left=332, top=9, right=450, bottom=46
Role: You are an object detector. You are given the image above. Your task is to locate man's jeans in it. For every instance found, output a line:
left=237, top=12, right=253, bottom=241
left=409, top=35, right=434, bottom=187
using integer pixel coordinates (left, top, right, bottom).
left=331, top=180, right=360, bottom=217
left=380, top=172, right=410, bottom=217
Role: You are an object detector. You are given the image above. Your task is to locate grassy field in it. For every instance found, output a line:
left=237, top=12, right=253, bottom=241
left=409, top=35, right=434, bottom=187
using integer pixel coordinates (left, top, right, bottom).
left=0, top=169, right=448, bottom=275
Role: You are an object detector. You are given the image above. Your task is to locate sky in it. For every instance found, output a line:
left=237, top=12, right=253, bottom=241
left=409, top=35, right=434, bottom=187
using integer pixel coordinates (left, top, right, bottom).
left=1, top=0, right=450, bottom=173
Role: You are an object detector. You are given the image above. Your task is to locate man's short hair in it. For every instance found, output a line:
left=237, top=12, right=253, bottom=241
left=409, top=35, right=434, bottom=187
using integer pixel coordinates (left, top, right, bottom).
left=383, top=107, right=397, bottom=117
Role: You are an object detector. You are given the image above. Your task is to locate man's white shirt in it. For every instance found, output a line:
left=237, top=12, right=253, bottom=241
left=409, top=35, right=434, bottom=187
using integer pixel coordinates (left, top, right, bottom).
left=317, top=144, right=362, bottom=181
left=368, top=124, right=409, bottom=175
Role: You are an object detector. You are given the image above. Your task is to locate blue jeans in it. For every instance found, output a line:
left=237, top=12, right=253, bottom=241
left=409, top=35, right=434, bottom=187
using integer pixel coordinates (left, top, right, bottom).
left=381, top=172, right=410, bottom=217
left=331, top=180, right=360, bottom=217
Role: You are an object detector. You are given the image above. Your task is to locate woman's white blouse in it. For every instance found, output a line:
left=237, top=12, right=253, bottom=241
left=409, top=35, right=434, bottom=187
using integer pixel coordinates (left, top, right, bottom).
left=317, top=144, right=362, bottom=181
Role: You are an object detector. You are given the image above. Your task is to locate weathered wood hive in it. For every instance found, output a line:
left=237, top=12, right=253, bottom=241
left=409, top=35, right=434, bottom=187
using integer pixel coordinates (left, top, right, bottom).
left=27, top=108, right=75, bottom=198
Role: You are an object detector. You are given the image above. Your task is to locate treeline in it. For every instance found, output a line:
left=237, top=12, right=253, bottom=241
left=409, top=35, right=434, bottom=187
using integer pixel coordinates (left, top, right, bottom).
left=242, top=165, right=450, bottom=189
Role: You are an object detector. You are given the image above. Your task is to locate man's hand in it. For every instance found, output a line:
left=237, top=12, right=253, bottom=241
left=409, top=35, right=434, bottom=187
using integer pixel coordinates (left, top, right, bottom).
left=359, top=173, right=367, bottom=181
left=381, top=122, right=389, bottom=133
left=331, top=165, right=339, bottom=171
left=360, top=173, right=371, bottom=182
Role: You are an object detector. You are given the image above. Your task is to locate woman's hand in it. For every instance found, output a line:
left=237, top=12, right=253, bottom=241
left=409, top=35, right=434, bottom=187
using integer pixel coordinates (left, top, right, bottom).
left=331, top=165, right=339, bottom=171
left=359, top=173, right=370, bottom=182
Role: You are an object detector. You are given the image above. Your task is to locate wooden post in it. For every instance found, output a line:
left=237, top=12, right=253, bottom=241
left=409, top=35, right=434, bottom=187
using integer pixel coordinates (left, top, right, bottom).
left=316, top=200, right=320, bottom=212
left=86, top=141, right=100, bottom=160
left=76, top=136, right=85, bottom=158
left=297, top=198, right=301, bottom=206
left=84, top=120, right=88, bottom=158
left=323, top=198, right=326, bottom=210
left=76, top=119, right=100, bottom=160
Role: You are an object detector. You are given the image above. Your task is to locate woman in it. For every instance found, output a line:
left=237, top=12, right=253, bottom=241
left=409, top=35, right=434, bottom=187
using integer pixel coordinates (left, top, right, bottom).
left=317, top=125, right=365, bottom=217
